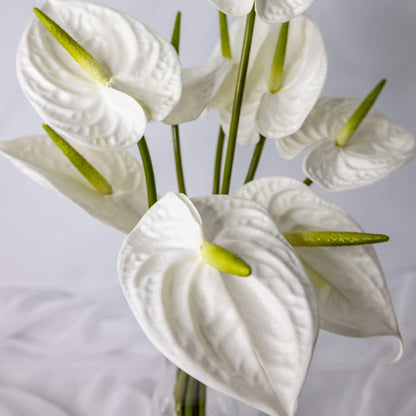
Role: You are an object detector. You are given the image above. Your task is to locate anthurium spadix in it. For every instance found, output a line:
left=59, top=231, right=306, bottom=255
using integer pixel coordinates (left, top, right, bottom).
left=207, top=0, right=316, bottom=24
left=119, top=192, right=318, bottom=416
left=17, top=0, right=182, bottom=150
left=276, top=97, right=416, bottom=190
left=213, top=15, right=327, bottom=145
left=235, top=177, right=401, bottom=341
left=0, top=134, right=147, bottom=233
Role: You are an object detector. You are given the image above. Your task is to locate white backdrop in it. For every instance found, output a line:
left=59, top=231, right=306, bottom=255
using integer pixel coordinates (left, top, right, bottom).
left=0, top=0, right=415, bottom=415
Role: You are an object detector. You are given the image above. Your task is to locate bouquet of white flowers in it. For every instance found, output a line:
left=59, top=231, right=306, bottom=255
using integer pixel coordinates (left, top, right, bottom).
left=1, top=0, right=415, bottom=415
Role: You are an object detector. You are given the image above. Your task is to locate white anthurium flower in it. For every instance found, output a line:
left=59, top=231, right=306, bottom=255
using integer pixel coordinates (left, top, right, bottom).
left=163, top=17, right=271, bottom=126
left=0, top=135, right=147, bottom=233
left=235, top=177, right=401, bottom=342
left=277, top=97, right=416, bottom=191
left=119, top=192, right=318, bottom=416
left=216, top=15, right=327, bottom=145
left=17, top=0, right=182, bottom=150
left=208, top=0, right=316, bottom=24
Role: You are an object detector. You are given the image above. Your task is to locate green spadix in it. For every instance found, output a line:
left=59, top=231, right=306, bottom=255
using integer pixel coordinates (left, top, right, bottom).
left=268, top=22, right=290, bottom=94
left=219, top=11, right=232, bottom=59
left=335, top=78, right=386, bottom=147
left=33, top=8, right=111, bottom=85
left=284, top=231, right=389, bottom=247
left=171, top=11, right=182, bottom=54
left=43, top=124, right=113, bottom=195
left=303, top=177, right=313, bottom=187
left=200, top=242, right=251, bottom=277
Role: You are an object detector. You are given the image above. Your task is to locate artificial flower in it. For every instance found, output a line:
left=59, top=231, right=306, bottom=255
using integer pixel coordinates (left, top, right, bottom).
left=276, top=97, right=416, bottom=190
left=17, top=0, right=182, bottom=150
left=0, top=135, right=147, bottom=233
left=119, top=192, right=318, bottom=416
left=164, top=17, right=270, bottom=127
left=207, top=0, right=316, bottom=24
left=235, top=177, right=401, bottom=341
left=211, top=15, right=327, bottom=145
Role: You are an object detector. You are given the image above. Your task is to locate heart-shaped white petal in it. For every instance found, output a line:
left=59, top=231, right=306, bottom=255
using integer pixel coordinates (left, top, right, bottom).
left=207, top=0, right=255, bottom=17
left=256, top=0, right=316, bottom=24
left=235, top=177, right=401, bottom=339
left=164, top=58, right=233, bottom=125
left=119, top=192, right=318, bottom=416
left=255, top=15, right=327, bottom=139
left=301, top=99, right=416, bottom=190
left=0, top=135, right=147, bottom=233
left=17, top=0, right=181, bottom=150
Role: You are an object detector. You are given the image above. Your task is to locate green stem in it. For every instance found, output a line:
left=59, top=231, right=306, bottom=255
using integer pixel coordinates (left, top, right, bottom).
left=245, top=135, right=266, bottom=184
left=303, top=177, right=313, bottom=186
left=174, top=370, right=188, bottom=416
left=137, top=137, right=157, bottom=208
left=218, top=11, right=232, bottom=59
left=212, top=11, right=231, bottom=196
left=198, top=382, right=206, bottom=416
left=212, top=127, right=225, bottom=194
left=221, top=7, right=256, bottom=194
left=43, top=124, right=112, bottom=195
left=172, top=125, right=187, bottom=194
left=170, top=12, right=187, bottom=194
left=184, top=376, right=198, bottom=416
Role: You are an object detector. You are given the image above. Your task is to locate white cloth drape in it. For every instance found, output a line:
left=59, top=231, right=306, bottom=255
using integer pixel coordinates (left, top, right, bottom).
left=1, top=270, right=414, bottom=415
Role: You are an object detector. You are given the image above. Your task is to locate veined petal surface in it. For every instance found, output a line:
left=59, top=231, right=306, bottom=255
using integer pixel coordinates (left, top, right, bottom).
left=207, top=0, right=254, bottom=17
left=0, top=135, right=147, bottom=233
left=256, top=15, right=327, bottom=140
left=17, top=0, right=181, bottom=149
left=164, top=58, right=233, bottom=125
left=235, top=177, right=401, bottom=339
left=119, top=193, right=318, bottom=416
left=256, top=0, right=316, bottom=24
left=301, top=98, right=416, bottom=190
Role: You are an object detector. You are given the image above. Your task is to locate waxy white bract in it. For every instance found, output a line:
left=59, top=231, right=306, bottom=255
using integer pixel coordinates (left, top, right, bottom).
left=277, top=97, right=416, bottom=190
left=119, top=192, right=318, bottom=416
left=210, top=15, right=327, bottom=145
left=0, top=136, right=147, bottom=233
left=208, top=0, right=316, bottom=24
left=17, top=0, right=182, bottom=150
left=235, top=177, right=401, bottom=340
left=164, top=58, right=233, bottom=125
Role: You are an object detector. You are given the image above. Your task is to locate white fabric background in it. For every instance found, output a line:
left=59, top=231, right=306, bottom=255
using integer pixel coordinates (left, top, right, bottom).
left=0, top=0, right=415, bottom=414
